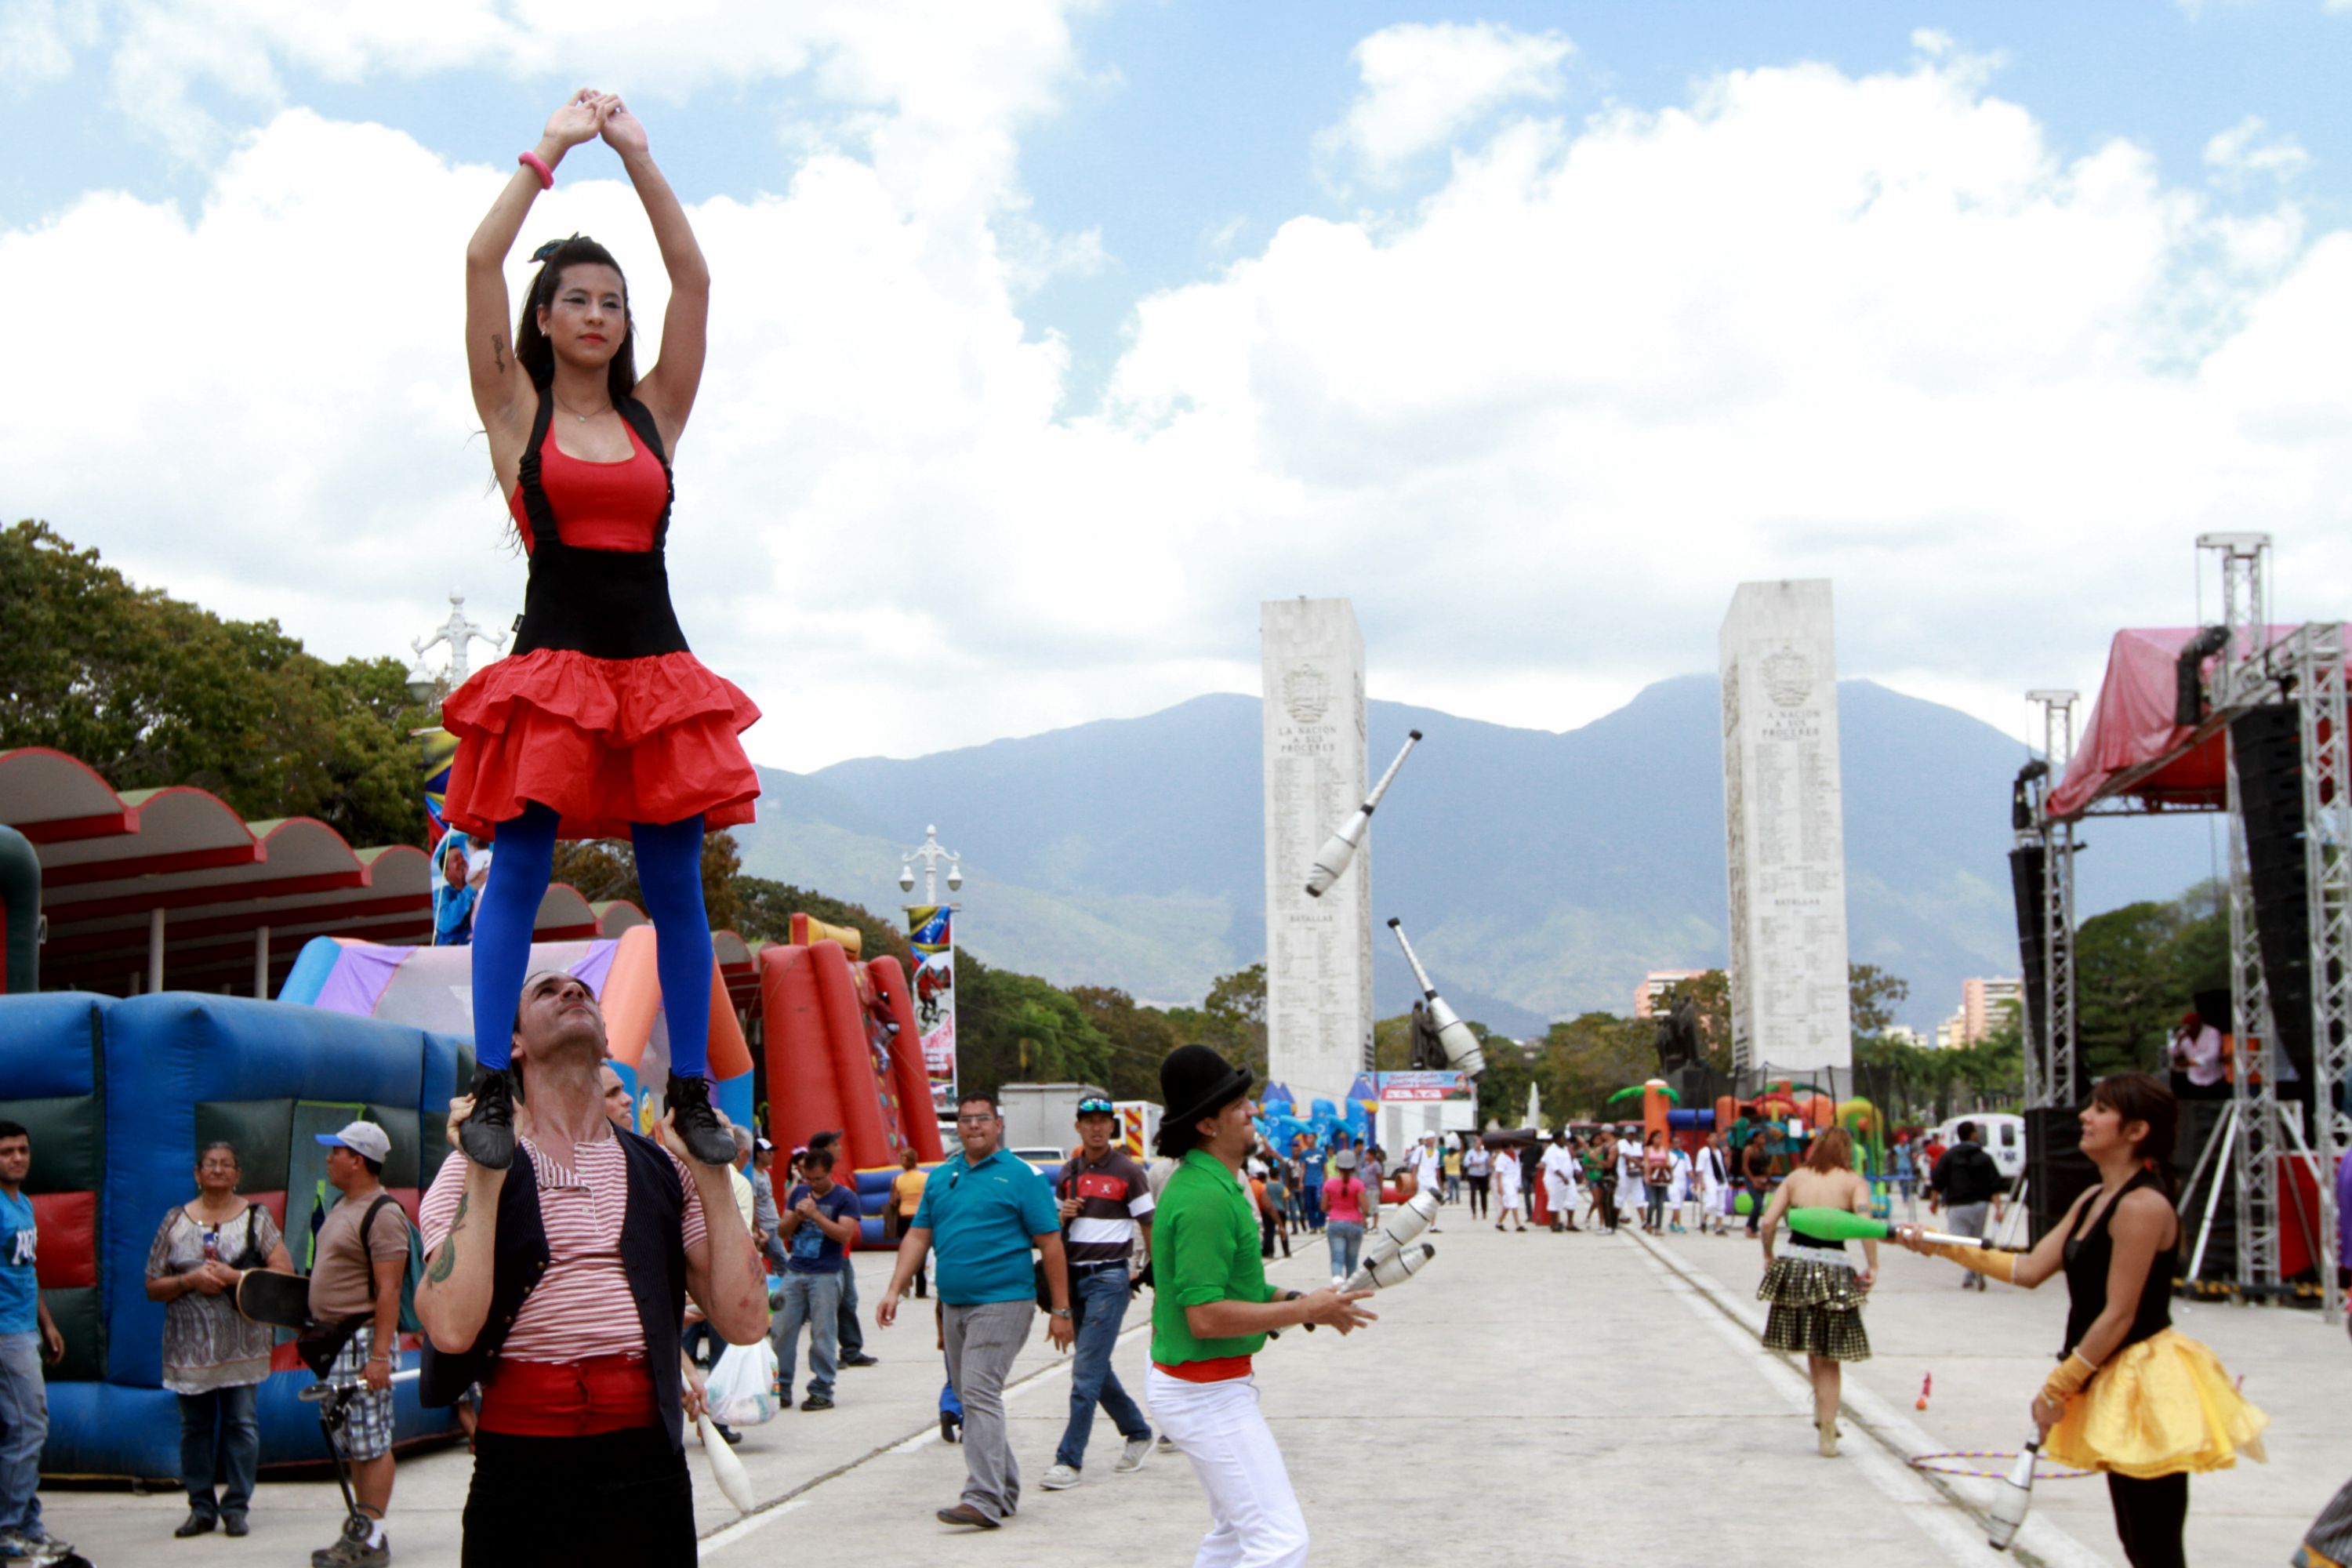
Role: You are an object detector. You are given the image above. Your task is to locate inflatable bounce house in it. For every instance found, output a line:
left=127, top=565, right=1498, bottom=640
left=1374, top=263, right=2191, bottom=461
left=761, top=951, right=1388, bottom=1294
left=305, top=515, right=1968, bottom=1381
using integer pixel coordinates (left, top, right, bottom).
left=281, top=926, right=757, bottom=1132
left=755, top=916, right=943, bottom=1243
left=0, top=990, right=470, bottom=1479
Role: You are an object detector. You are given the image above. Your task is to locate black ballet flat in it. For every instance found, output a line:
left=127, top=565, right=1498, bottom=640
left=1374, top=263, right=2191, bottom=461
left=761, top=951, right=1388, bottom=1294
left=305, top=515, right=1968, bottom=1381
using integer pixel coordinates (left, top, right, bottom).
left=666, top=1073, right=737, bottom=1166
left=460, top=1065, right=517, bottom=1171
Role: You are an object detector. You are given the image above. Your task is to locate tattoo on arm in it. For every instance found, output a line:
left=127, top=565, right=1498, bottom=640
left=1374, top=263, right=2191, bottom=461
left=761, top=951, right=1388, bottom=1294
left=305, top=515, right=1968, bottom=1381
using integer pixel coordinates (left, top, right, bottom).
left=489, top=333, right=507, bottom=374
left=425, top=1191, right=468, bottom=1286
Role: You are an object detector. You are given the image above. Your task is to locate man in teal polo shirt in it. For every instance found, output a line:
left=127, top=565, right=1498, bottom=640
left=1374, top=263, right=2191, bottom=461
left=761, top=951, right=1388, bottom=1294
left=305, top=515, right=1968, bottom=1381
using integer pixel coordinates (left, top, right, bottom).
left=1150, top=1047, right=1373, bottom=1568
left=880, top=1092, right=1074, bottom=1530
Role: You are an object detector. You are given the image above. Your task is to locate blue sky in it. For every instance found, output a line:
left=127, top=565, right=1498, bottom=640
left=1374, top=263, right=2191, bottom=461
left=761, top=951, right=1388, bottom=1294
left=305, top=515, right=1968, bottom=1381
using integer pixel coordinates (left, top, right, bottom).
left=11, top=2, right=2344, bottom=401
left=4, top=1, right=2348, bottom=771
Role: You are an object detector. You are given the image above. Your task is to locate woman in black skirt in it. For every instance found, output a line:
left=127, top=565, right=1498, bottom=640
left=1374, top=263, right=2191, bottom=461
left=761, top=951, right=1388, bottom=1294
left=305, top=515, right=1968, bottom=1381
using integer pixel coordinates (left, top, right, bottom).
left=1755, top=1126, right=1876, bottom=1457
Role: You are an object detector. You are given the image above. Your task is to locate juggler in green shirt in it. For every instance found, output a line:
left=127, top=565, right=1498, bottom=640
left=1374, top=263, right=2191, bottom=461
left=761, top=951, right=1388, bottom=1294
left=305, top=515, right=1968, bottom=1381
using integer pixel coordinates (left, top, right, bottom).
left=1152, top=1149, right=1276, bottom=1368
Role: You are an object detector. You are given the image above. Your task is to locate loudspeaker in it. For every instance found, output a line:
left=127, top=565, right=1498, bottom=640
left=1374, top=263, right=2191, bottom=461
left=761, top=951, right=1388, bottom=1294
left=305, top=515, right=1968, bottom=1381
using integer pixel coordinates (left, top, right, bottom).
left=2231, top=706, right=2314, bottom=1090
left=2176, top=1097, right=2238, bottom=1282
left=2010, top=843, right=2049, bottom=1079
left=2024, top=1106, right=2098, bottom=1247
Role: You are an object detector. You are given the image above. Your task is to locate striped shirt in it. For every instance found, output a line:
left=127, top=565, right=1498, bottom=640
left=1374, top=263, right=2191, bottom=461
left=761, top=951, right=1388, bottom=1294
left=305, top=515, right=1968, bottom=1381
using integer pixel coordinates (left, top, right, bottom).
left=1053, top=1148, right=1153, bottom=1269
left=420, top=1133, right=708, bottom=1364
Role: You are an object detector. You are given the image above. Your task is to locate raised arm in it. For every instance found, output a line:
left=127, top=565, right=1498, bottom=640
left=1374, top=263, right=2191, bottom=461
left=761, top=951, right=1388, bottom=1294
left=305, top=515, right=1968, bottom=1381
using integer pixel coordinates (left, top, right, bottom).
left=416, top=1110, right=507, bottom=1354
left=466, top=92, right=607, bottom=483
left=597, top=98, right=708, bottom=451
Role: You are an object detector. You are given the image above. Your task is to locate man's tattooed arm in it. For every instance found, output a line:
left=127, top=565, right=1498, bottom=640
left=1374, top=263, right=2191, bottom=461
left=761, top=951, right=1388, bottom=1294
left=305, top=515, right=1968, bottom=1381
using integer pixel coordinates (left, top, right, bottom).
left=488, top=333, right=507, bottom=375
left=425, top=1189, right=469, bottom=1286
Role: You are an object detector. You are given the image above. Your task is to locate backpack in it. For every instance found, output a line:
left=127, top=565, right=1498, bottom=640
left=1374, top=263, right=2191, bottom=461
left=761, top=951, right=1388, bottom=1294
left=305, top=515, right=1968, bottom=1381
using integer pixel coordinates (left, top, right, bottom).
left=358, top=1194, right=426, bottom=1336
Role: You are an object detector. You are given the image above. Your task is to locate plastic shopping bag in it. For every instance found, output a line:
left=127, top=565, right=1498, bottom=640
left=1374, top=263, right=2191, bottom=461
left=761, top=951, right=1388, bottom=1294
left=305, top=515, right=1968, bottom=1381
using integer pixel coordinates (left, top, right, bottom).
left=706, top=1339, right=780, bottom=1428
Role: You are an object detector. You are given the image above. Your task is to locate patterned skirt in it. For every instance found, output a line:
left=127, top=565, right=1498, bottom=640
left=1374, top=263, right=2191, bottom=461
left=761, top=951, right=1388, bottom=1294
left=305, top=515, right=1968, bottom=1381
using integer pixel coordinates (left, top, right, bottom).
left=1757, top=1254, right=1870, bottom=1362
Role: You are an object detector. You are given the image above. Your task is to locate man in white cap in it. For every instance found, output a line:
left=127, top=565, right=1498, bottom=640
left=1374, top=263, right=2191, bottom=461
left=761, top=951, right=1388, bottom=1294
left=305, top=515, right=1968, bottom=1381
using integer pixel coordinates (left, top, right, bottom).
left=308, top=1120, right=410, bottom=1568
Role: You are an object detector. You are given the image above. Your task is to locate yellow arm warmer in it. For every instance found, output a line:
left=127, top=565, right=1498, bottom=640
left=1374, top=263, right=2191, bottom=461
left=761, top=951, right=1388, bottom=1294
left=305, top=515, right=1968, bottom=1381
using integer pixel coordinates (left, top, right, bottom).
left=2041, top=1350, right=2100, bottom=1403
left=1926, top=1240, right=2019, bottom=1284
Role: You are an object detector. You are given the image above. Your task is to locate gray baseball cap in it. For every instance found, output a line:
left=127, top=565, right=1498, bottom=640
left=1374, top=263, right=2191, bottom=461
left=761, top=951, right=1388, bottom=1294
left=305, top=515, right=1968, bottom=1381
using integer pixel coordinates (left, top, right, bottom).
left=314, top=1121, right=390, bottom=1163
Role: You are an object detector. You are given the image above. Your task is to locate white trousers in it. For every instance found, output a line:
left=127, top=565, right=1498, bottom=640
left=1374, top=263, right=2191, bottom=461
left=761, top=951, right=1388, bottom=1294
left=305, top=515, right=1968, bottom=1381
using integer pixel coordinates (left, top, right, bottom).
left=1147, top=1367, right=1308, bottom=1568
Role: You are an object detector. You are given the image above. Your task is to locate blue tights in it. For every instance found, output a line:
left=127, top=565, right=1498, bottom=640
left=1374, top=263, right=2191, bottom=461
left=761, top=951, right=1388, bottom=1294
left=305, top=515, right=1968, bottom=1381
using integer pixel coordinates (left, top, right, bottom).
left=467, top=802, right=713, bottom=1077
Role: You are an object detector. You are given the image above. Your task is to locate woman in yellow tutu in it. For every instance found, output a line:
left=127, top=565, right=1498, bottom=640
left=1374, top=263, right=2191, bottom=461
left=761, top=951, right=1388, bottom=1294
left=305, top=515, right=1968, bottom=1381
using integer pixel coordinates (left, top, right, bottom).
left=1896, top=1072, right=2265, bottom=1568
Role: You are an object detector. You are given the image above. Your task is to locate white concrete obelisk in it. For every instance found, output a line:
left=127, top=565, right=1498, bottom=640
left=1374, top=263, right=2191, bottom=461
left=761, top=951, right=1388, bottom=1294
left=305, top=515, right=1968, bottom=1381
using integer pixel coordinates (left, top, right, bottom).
left=1262, top=597, right=1373, bottom=1110
left=1719, top=580, right=1852, bottom=1077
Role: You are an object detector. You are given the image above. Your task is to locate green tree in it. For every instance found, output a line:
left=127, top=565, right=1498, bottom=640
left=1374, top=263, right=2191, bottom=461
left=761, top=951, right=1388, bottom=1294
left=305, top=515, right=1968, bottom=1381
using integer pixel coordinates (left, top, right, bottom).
left=953, top=956, right=1114, bottom=1098
left=1064, top=985, right=1181, bottom=1102
left=730, top=873, right=913, bottom=964
left=1848, top=963, right=1910, bottom=1037
left=1, top=520, right=433, bottom=844
left=2075, top=887, right=2226, bottom=1079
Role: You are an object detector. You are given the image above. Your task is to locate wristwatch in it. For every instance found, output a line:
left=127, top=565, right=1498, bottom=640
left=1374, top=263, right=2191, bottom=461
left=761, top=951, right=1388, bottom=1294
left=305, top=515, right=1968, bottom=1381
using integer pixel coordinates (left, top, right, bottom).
left=1048, top=1307, right=1072, bottom=1319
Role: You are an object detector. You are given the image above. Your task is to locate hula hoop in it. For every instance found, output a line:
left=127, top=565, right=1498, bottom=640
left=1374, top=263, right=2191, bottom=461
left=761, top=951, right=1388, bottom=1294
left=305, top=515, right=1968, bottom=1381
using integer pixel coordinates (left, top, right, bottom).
left=1907, top=1450, right=2096, bottom=1482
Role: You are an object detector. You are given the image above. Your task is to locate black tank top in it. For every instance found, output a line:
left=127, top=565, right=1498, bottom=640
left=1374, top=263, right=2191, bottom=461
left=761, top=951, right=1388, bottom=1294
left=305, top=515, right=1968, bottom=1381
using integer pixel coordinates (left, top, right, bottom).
left=2060, top=1168, right=2173, bottom=1359
left=509, top=390, right=692, bottom=662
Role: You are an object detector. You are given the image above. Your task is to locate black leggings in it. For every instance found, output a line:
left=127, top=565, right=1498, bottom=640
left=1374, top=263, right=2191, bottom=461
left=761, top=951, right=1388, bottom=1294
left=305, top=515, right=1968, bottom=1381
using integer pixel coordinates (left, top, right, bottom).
left=1466, top=1175, right=1489, bottom=1218
left=2107, top=1472, right=2187, bottom=1568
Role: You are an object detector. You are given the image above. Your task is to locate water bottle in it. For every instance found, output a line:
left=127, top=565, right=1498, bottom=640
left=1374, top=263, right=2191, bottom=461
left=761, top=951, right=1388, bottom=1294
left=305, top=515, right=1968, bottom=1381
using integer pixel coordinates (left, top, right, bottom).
left=1987, top=1440, right=2038, bottom=1551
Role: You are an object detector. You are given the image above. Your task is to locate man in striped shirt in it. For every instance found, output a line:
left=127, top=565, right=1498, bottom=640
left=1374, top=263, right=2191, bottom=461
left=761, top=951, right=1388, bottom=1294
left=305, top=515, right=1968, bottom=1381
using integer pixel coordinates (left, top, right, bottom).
left=416, top=971, right=768, bottom=1564
left=1039, top=1097, right=1154, bottom=1491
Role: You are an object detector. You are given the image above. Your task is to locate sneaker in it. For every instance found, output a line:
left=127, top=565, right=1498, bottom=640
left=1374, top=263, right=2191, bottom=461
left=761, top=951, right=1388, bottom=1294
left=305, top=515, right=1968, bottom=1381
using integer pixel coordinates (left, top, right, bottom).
left=666, top=1072, right=737, bottom=1166
left=935, top=1504, right=1000, bottom=1530
left=1113, top=1435, right=1152, bottom=1473
left=459, top=1064, right=517, bottom=1170
left=1040, top=1463, right=1083, bottom=1490
left=312, top=1515, right=388, bottom=1568
left=1156, top=1434, right=1177, bottom=1451
left=800, top=1393, right=834, bottom=1410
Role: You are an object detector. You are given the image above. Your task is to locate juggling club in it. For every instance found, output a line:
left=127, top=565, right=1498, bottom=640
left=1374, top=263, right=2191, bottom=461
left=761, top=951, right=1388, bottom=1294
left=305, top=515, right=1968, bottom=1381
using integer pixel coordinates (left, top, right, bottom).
left=1376, top=1189, right=1439, bottom=1252
left=697, top=1414, right=757, bottom=1514
left=1385, top=917, right=1485, bottom=1077
left=1343, top=1241, right=1435, bottom=1294
left=1305, top=730, right=1423, bottom=898
left=1987, top=1441, right=2039, bottom=1551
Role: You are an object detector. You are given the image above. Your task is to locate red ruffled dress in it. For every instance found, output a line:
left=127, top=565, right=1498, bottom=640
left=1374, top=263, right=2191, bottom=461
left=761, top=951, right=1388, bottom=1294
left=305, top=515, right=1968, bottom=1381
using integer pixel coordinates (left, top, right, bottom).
left=439, top=394, right=760, bottom=842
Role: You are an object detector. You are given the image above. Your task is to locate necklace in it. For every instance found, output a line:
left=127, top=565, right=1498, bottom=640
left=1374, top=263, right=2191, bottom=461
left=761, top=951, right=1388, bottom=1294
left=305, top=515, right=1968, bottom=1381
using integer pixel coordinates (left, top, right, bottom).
left=552, top=392, right=610, bottom=423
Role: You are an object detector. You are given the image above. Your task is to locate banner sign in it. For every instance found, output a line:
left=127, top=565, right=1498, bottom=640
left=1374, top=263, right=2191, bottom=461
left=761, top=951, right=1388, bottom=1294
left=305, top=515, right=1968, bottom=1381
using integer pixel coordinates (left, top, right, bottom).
left=419, top=728, right=458, bottom=850
left=907, top=905, right=957, bottom=1114
left=1371, top=1070, right=1472, bottom=1103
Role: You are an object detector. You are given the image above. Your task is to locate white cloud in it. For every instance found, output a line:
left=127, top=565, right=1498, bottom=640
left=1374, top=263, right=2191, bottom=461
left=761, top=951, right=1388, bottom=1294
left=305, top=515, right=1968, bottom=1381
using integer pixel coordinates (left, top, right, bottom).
left=42, top=0, right=1087, bottom=172
left=2205, top=114, right=2310, bottom=186
left=6, top=42, right=2350, bottom=777
left=1321, top=20, right=1573, bottom=180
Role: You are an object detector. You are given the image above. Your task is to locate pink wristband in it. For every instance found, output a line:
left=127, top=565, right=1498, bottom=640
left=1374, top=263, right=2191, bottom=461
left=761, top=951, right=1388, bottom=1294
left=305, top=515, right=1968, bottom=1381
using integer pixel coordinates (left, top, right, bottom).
left=518, top=151, right=554, bottom=190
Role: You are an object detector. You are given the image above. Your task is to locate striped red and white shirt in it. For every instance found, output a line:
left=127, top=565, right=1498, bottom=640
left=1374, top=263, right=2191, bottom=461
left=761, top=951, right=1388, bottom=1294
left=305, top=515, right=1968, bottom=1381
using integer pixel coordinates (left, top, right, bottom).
left=420, top=1134, right=708, bottom=1363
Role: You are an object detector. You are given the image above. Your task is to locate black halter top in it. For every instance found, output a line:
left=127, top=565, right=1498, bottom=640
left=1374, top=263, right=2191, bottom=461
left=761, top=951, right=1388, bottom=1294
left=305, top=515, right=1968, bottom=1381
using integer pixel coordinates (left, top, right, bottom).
left=2060, top=1167, right=2174, bottom=1360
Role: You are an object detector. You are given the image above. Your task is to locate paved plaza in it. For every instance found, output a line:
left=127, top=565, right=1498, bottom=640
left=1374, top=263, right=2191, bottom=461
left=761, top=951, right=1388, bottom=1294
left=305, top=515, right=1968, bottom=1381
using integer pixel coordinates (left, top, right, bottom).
left=42, top=1203, right=2350, bottom=1564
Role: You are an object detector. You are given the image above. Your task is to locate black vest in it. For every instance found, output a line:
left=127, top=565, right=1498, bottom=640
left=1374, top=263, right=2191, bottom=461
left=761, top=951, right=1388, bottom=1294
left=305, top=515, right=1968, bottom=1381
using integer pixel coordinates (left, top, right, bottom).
left=510, top=390, right=691, bottom=662
left=419, top=1131, right=691, bottom=1452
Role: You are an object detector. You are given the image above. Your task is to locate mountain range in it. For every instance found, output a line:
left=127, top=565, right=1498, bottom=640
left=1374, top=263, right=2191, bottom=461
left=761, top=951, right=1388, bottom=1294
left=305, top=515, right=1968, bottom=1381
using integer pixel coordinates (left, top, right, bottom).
left=730, top=677, right=2220, bottom=1036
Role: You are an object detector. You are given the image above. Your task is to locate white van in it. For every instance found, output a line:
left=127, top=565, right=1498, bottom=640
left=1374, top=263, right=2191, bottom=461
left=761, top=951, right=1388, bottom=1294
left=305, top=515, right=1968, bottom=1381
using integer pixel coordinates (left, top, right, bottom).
left=1929, top=1113, right=2027, bottom=1186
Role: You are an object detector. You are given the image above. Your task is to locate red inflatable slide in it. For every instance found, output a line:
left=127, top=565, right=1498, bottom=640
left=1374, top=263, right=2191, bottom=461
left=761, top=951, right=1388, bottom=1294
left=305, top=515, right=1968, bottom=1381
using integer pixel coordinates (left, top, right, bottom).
left=759, top=940, right=944, bottom=1173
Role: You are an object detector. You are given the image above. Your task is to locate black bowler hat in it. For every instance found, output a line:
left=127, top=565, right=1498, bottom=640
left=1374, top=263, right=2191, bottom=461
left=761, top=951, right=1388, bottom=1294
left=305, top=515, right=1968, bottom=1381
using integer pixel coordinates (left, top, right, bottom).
left=1160, top=1044, right=1253, bottom=1134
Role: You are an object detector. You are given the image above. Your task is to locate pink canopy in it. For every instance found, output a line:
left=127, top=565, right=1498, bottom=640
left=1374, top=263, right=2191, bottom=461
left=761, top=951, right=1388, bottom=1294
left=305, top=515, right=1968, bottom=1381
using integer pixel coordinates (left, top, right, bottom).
left=2045, top=625, right=2325, bottom=821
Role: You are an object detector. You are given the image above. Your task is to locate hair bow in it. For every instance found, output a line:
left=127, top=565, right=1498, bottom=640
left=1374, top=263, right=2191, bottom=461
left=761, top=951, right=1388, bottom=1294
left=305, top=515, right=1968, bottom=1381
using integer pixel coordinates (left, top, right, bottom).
left=530, top=234, right=583, bottom=265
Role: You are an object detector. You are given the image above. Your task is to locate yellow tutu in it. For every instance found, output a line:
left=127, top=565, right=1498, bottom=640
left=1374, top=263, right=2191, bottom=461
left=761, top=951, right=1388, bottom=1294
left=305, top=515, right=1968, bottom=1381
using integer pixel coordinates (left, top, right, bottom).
left=2044, top=1328, right=2268, bottom=1479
